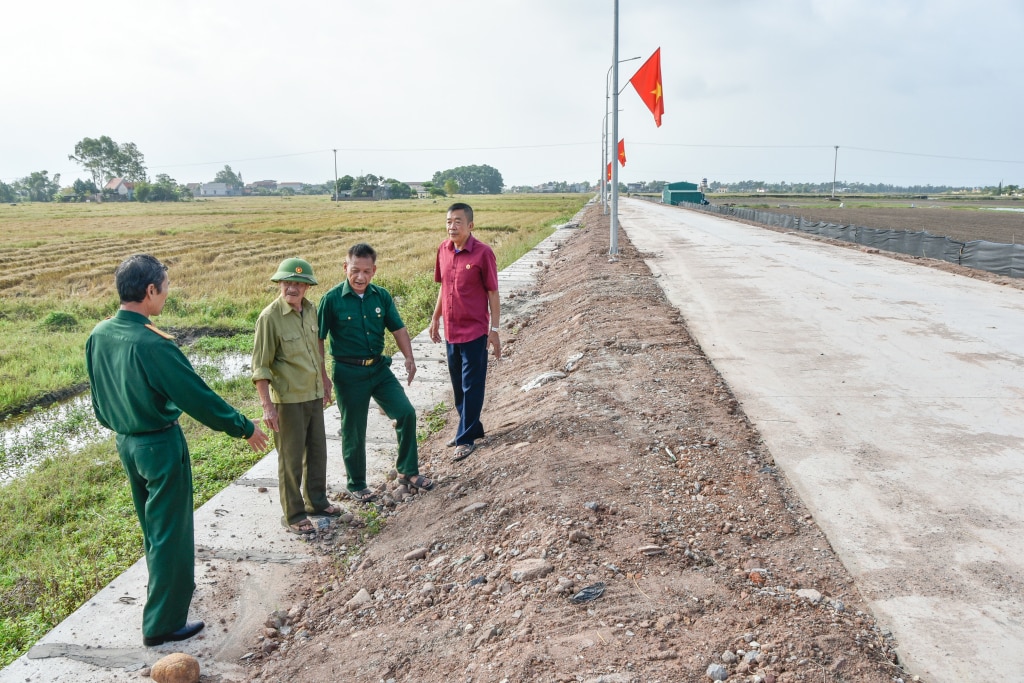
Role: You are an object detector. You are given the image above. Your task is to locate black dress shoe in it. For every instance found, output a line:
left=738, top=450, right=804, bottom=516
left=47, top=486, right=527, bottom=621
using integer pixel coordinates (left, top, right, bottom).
left=143, top=620, right=205, bottom=646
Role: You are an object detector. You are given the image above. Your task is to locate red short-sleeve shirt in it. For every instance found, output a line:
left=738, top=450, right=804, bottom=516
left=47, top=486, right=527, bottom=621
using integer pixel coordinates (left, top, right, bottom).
left=434, top=234, right=499, bottom=344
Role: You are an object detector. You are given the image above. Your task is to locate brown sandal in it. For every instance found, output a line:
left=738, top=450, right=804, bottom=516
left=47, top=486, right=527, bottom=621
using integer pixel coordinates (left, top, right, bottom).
left=397, top=473, right=434, bottom=491
left=285, top=518, right=315, bottom=535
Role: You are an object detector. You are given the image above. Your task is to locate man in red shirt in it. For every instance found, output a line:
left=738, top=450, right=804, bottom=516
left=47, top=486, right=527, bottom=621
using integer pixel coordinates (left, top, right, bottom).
left=429, top=203, right=501, bottom=461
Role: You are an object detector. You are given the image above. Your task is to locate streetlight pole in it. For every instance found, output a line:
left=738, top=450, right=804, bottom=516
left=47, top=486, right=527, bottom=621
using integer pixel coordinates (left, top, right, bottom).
left=333, top=148, right=339, bottom=202
left=603, top=55, right=641, bottom=215
left=610, top=0, right=620, bottom=255
left=831, top=145, right=839, bottom=200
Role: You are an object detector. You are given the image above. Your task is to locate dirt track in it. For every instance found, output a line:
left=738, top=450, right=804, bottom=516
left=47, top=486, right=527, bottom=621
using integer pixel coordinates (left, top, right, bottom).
left=242, top=204, right=911, bottom=683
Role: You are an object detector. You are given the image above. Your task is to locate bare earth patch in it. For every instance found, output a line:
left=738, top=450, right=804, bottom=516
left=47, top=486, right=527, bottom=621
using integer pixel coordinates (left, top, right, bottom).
left=242, top=204, right=913, bottom=683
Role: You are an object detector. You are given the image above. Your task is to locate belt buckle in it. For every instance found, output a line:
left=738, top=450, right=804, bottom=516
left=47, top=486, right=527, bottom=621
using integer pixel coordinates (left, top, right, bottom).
left=364, top=358, right=374, bottom=366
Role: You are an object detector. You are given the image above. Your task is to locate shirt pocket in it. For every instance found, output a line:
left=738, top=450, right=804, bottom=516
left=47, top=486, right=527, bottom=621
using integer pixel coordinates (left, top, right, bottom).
left=279, top=331, right=307, bottom=357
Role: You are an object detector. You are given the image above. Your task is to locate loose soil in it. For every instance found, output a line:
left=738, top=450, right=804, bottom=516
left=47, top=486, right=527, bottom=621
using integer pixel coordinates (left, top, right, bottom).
left=240, top=203, right=917, bottom=683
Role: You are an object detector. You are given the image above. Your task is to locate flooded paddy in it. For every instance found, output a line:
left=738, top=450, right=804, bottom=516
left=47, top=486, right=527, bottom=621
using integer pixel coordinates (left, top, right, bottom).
left=0, top=351, right=250, bottom=482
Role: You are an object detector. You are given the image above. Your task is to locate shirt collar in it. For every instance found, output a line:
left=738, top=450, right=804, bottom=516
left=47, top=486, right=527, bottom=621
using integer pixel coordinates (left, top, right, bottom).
left=341, top=280, right=374, bottom=298
left=274, top=295, right=308, bottom=316
left=449, top=234, right=479, bottom=252
left=116, top=309, right=151, bottom=325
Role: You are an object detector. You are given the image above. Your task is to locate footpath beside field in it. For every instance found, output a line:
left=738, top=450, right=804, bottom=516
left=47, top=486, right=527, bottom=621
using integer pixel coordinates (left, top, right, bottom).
left=0, top=211, right=584, bottom=683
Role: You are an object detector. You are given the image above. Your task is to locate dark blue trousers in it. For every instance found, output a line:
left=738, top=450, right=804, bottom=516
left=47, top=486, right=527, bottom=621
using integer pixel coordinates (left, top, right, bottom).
left=446, top=334, right=489, bottom=445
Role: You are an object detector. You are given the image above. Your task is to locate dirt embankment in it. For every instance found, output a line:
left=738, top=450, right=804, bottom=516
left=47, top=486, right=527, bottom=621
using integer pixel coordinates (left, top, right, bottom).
left=242, top=204, right=913, bottom=683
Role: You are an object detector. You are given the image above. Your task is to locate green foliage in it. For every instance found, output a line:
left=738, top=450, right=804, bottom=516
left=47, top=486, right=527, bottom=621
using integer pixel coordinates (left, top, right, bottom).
left=0, top=372, right=265, bottom=667
left=68, top=135, right=147, bottom=187
left=418, top=401, right=449, bottom=443
left=133, top=180, right=152, bottom=202
left=433, top=164, right=503, bottom=194
left=39, top=311, right=79, bottom=332
left=0, top=181, right=15, bottom=203
left=214, top=165, right=243, bottom=187
left=13, top=171, right=61, bottom=202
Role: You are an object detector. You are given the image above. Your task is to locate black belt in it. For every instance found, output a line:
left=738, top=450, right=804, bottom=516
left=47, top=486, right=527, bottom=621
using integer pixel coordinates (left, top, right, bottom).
left=333, top=355, right=382, bottom=366
left=130, top=420, right=179, bottom=436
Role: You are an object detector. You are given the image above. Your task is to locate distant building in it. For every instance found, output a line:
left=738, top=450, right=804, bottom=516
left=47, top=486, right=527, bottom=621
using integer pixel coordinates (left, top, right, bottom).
left=248, top=180, right=278, bottom=191
left=406, top=182, right=429, bottom=199
left=104, top=177, right=135, bottom=200
left=278, top=182, right=304, bottom=192
left=196, top=182, right=240, bottom=197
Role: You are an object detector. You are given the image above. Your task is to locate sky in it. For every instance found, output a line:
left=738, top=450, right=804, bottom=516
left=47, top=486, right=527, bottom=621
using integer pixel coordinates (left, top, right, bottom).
left=3, top=0, right=1023, bottom=189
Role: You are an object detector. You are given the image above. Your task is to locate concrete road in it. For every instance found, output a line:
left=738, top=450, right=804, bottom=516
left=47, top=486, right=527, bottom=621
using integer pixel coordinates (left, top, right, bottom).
left=620, top=197, right=1024, bottom=683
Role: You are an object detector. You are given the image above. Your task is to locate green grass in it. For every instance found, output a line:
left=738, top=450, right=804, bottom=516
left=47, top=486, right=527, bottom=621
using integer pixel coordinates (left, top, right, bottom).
left=0, top=374, right=266, bottom=668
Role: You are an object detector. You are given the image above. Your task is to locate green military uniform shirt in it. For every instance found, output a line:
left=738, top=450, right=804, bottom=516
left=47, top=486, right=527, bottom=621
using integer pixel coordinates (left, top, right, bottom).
left=317, top=281, right=406, bottom=358
left=251, top=296, right=325, bottom=404
left=86, top=310, right=255, bottom=437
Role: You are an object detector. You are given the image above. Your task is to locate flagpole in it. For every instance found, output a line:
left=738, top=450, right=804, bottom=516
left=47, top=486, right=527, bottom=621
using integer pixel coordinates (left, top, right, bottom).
left=610, top=0, right=620, bottom=256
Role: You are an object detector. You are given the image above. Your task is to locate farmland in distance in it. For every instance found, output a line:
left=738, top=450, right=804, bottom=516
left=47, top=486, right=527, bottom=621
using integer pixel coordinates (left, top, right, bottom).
left=0, top=194, right=588, bottom=416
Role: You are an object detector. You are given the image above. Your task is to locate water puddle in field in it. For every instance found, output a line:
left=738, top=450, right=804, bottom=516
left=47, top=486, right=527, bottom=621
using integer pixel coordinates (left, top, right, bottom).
left=0, top=351, right=250, bottom=483
left=984, top=207, right=1024, bottom=212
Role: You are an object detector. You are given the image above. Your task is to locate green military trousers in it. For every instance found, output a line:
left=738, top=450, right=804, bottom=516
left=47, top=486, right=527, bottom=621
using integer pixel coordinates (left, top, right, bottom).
left=274, top=398, right=330, bottom=526
left=116, top=424, right=195, bottom=639
left=333, top=359, right=419, bottom=493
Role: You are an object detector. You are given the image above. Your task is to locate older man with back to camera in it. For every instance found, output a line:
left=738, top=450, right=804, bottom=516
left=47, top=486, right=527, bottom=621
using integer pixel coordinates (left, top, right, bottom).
left=86, top=254, right=269, bottom=647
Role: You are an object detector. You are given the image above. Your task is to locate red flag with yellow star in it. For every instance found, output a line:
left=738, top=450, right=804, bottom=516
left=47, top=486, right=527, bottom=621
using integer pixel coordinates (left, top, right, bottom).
left=606, top=162, right=612, bottom=182
left=618, top=139, right=626, bottom=167
left=629, top=48, right=664, bottom=127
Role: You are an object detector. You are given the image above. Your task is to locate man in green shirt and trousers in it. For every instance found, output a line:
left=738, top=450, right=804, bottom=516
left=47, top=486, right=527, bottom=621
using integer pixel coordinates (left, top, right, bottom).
left=318, top=243, right=433, bottom=502
left=252, top=258, right=341, bottom=535
left=86, top=254, right=270, bottom=647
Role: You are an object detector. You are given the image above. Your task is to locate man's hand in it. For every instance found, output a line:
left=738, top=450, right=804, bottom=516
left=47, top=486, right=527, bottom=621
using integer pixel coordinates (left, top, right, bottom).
left=428, top=318, right=442, bottom=344
left=405, top=357, right=417, bottom=385
left=247, top=424, right=271, bottom=452
left=261, top=403, right=280, bottom=433
left=488, top=330, right=502, bottom=360
left=323, top=376, right=334, bottom=408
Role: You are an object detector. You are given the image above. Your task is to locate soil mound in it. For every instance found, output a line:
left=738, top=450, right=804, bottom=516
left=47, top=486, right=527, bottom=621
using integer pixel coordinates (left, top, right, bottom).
left=245, top=205, right=909, bottom=682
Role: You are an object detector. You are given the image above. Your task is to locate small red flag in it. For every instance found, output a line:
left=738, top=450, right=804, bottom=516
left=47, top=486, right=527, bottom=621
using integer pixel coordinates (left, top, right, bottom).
left=606, top=162, right=612, bottom=182
left=629, top=48, right=664, bottom=127
left=618, top=139, right=626, bottom=167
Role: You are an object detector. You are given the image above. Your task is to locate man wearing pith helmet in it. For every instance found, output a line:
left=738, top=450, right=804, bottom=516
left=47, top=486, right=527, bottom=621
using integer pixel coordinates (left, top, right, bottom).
left=252, top=257, right=341, bottom=535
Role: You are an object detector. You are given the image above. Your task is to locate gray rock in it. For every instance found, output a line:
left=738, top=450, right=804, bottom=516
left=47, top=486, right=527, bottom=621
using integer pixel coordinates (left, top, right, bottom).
left=706, top=663, right=729, bottom=681
left=796, top=588, right=823, bottom=603
left=345, top=588, right=372, bottom=611
left=511, top=558, right=554, bottom=583
left=403, top=547, right=428, bottom=561
left=521, top=371, right=567, bottom=392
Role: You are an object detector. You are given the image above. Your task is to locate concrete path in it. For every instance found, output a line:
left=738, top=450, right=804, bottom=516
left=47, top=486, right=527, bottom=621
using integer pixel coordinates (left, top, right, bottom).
left=0, top=215, right=583, bottom=682
left=619, top=197, right=1024, bottom=683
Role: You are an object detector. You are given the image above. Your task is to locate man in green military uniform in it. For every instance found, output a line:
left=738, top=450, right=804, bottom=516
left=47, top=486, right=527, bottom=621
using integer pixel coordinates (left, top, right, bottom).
left=252, top=258, right=341, bottom=535
left=318, top=243, right=433, bottom=502
left=86, top=254, right=269, bottom=647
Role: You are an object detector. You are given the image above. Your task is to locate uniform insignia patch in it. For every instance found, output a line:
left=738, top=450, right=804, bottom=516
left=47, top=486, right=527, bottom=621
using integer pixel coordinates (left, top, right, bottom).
left=144, top=324, right=175, bottom=340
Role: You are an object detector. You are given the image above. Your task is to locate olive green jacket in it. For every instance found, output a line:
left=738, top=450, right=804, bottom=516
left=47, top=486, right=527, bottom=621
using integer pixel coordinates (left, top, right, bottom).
left=86, top=310, right=255, bottom=437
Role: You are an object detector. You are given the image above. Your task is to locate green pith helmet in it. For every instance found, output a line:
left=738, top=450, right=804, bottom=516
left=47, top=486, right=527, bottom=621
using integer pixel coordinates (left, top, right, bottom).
left=271, top=257, right=318, bottom=285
